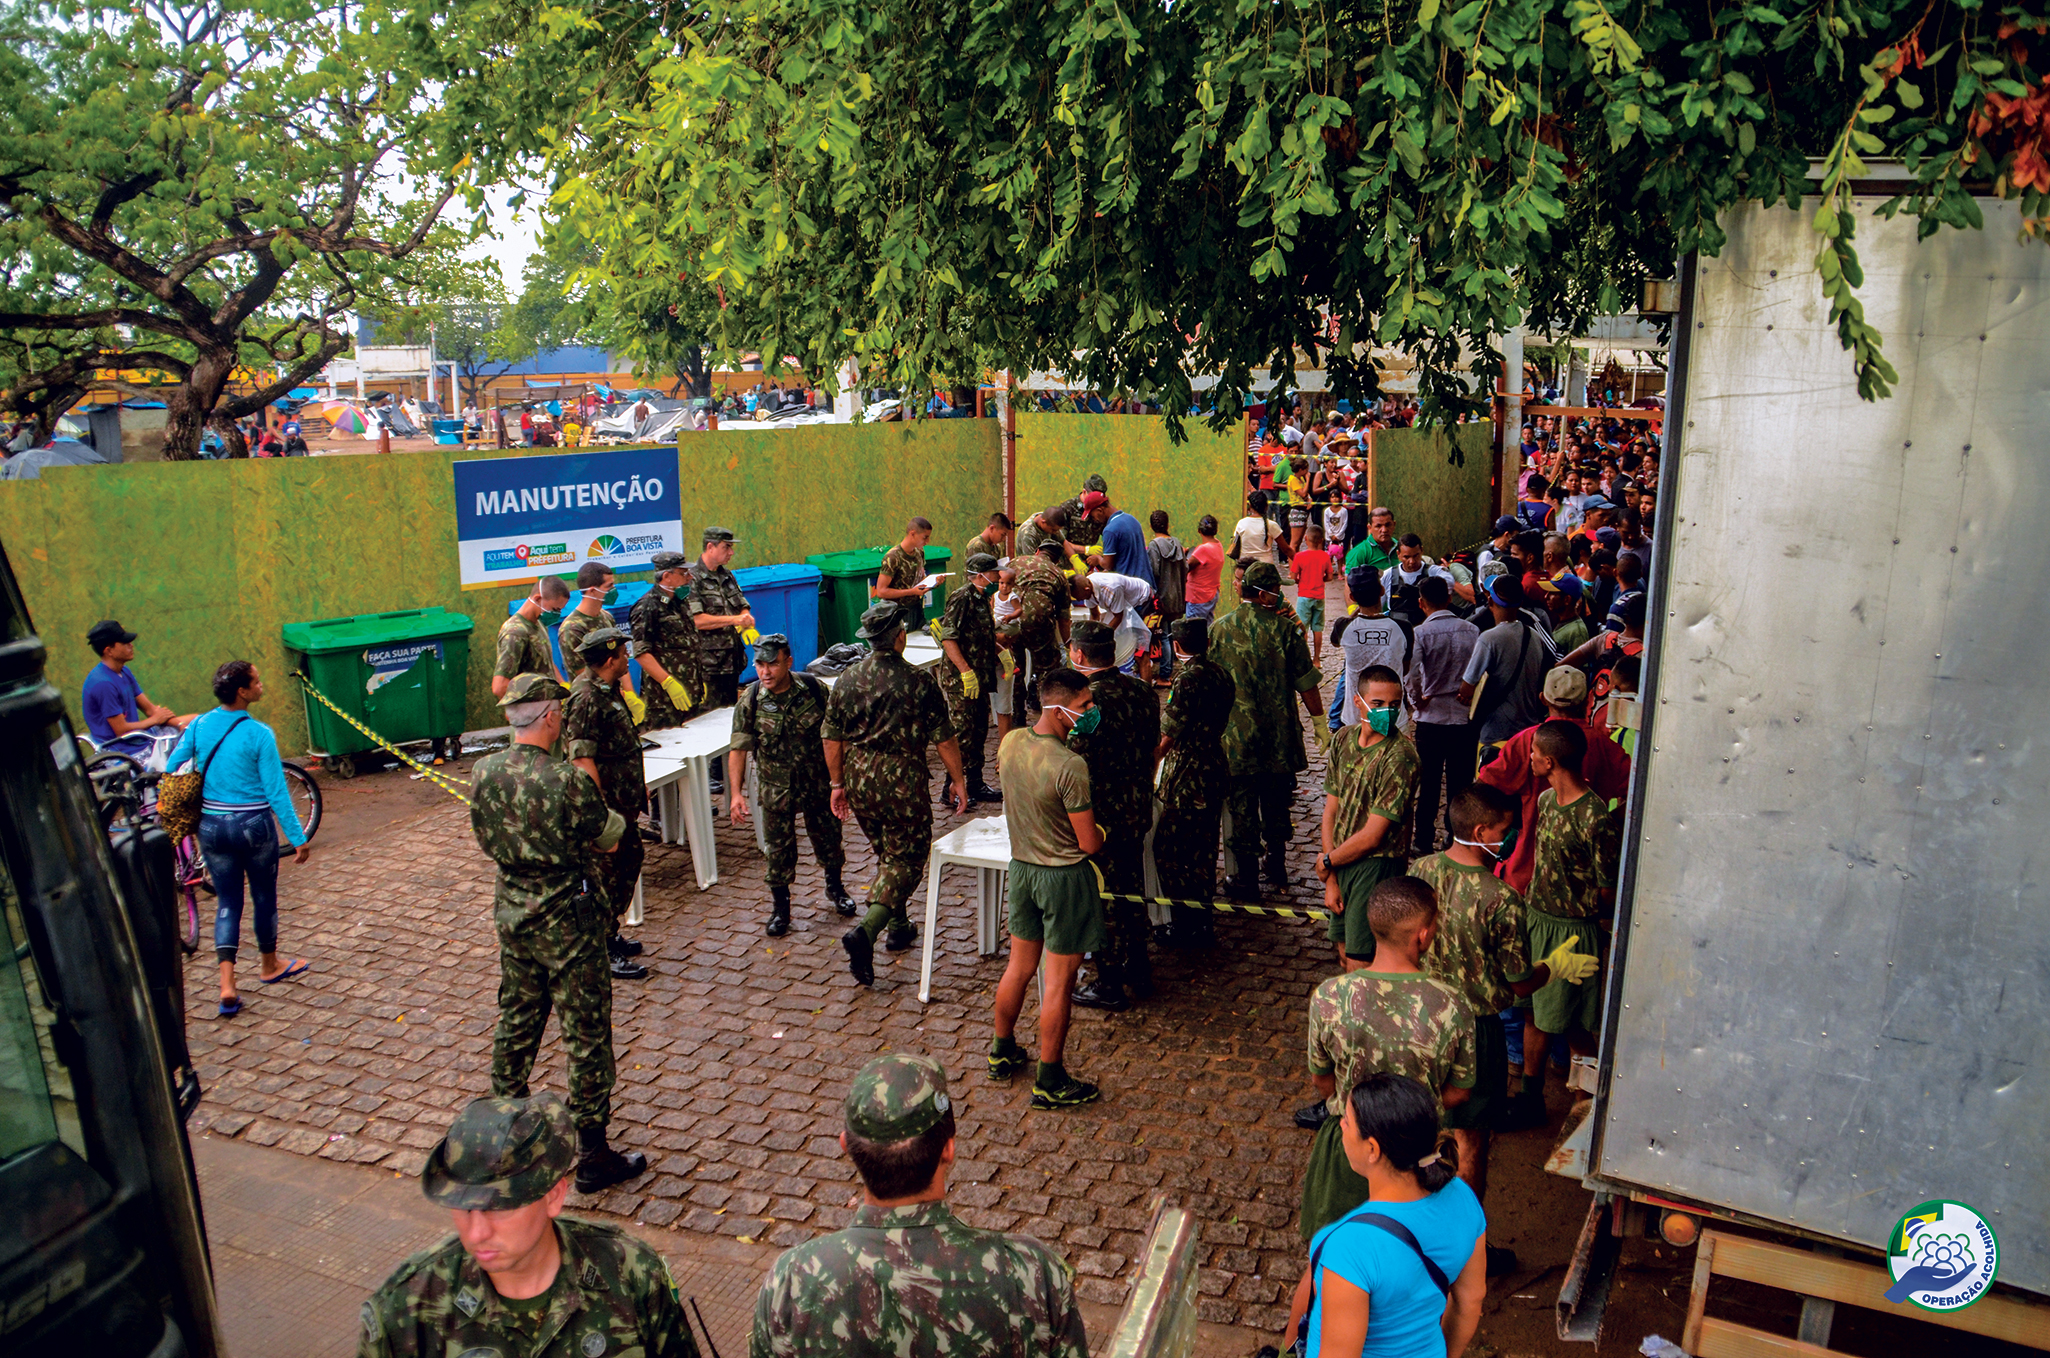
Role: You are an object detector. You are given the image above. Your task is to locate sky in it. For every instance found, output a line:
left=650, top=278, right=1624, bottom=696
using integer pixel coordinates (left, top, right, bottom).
left=465, top=183, right=546, bottom=289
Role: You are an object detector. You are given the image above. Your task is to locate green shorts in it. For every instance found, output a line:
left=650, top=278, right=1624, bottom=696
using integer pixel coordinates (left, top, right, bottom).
left=1325, top=854, right=1406, bottom=961
left=1443, top=1012, right=1508, bottom=1131
left=1525, top=907, right=1603, bottom=1035
left=1006, top=859, right=1108, bottom=957
left=1294, top=597, right=1325, bottom=631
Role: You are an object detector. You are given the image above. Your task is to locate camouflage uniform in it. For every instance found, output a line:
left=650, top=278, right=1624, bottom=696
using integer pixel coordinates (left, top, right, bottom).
left=1298, top=968, right=1477, bottom=1239
left=687, top=557, right=751, bottom=705
left=965, top=529, right=1007, bottom=567
left=1412, top=851, right=1530, bottom=1131
left=1209, top=582, right=1319, bottom=871
left=1153, top=655, right=1236, bottom=928
left=731, top=673, right=843, bottom=887
left=822, top=646, right=955, bottom=941
left=562, top=671, right=648, bottom=927
left=937, top=577, right=999, bottom=786
left=751, top=1054, right=1089, bottom=1358
left=629, top=581, right=705, bottom=731
left=1002, top=553, right=1069, bottom=720
left=1523, top=788, right=1620, bottom=1035
left=1065, top=666, right=1159, bottom=994
left=880, top=543, right=930, bottom=628
left=1013, top=514, right=1066, bottom=562
left=1321, top=728, right=1421, bottom=959
left=364, top=1093, right=697, bottom=1358
left=494, top=611, right=555, bottom=685
left=470, top=735, right=627, bottom=1128
left=555, top=605, right=610, bottom=680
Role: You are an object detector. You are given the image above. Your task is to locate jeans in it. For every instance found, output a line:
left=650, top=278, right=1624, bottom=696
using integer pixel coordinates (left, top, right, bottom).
left=1411, top=720, right=1480, bottom=855
left=202, top=809, right=280, bottom=963
left=1326, top=674, right=1347, bottom=731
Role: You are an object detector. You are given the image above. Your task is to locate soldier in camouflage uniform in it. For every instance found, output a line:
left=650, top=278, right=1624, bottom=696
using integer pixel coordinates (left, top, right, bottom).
left=823, top=602, right=968, bottom=986
left=1151, top=616, right=1235, bottom=947
left=555, top=561, right=616, bottom=681
left=1062, top=619, right=1160, bottom=1010
left=360, top=1093, right=698, bottom=1358
left=1317, top=664, right=1421, bottom=969
left=964, top=512, right=1012, bottom=568
left=875, top=517, right=936, bottom=628
left=562, top=627, right=650, bottom=980
left=728, top=632, right=853, bottom=937
left=688, top=525, right=755, bottom=708
left=630, top=550, right=706, bottom=732
left=1298, top=874, right=1476, bottom=1239
left=1209, top=560, right=1323, bottom=899
left=938, top=552, right=1003, bottom=804
left=750, top=1054, right=1090, bottom=1358
left=468, top=673, right=646, bottom=1194
left=492, top=576, right=570, bottom=698
left=1012, top=503, right=1072, bottom=563
left=999, top=539, right=1072, bottom=723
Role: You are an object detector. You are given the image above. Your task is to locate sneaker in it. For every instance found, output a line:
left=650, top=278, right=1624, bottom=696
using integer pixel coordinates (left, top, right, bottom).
left=1293, top=1101, right=1330, bottom=1131
left=1030, top=1073, right=1102, bottom=1110
left=883, top=923, right=918, bottom=953
left=842, top=927, right=875, bottom=986
left=609, top=955, right=648, bottom=980
left=988, top=1046, right=1029, bottom=1081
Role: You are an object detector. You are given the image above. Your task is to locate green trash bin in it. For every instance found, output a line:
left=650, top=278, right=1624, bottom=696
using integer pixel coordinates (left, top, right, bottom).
left=281, top=607, right=476, bottom=777
left=805, top=546, right=954, bottom=645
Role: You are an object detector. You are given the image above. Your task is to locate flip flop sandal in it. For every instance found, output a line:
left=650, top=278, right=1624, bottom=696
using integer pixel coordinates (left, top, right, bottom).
left=259, top=959, right=311, bottom=984
left=218, top=997, right=243, bottom=1017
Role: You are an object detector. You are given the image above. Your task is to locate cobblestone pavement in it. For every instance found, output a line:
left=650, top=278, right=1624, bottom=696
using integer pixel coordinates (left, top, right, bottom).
left=183, top=618, right=1628, bottom=1343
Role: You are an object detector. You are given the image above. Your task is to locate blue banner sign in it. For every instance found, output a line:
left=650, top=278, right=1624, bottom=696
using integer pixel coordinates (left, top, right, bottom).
left=453, top=449, right=684, bottom=589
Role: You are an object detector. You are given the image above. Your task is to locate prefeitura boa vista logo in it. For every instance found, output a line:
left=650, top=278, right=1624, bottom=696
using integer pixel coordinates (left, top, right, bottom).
left=1884, top=1200, right=1999, bottom=1312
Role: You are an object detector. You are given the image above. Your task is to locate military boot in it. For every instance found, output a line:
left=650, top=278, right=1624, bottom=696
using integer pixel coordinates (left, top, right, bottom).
left=573, top=1124, right=648, bottom=1195
left=825, top=871, right=857, bottom=917
left=1225, top=870, right=1261, bottom=902
left=1261, top=851, right=1292, bottom=893
left=609, top=952, right=648, bottom=980
left=969, top=780, right=1004, bottom=805
left=883, top=920, right=919, bottom=952
left=608, top=933, right=643, bottom=957
left=766, top=885, right=791, bottom=937
left=1071, top=960, right=1128, bottom=1012
left=842, top=926, right=875, bottom=986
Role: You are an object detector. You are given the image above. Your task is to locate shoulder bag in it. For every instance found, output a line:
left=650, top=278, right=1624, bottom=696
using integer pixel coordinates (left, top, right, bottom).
left=1289, top=1213, right=1453, bottom=1358
left=156, top=712, right=250, bottom=843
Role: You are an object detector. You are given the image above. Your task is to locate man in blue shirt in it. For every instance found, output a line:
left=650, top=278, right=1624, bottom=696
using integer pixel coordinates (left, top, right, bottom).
left=81, top=619, right=192, bottom=756
left=1092, top=496, right=1153, bottom=589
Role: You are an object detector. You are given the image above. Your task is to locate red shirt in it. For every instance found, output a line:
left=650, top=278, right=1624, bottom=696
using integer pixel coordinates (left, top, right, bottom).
left=1474, top=719, right=1633, bottom=894
left=1291, top=547, right=1333, bottom=596
left=1186, top=540, right=1225, bottom=604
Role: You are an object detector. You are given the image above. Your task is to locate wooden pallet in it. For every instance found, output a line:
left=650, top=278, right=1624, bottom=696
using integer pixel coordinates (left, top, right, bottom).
left=1684, top=1229, right=2050, bottom=1356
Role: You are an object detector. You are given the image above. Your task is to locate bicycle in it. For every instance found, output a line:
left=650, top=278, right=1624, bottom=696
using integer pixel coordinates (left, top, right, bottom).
left=85, top=748, right=324, bottom=953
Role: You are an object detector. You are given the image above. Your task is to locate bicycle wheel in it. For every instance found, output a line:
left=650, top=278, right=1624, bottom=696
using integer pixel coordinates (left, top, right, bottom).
left=85, top=751, right=147, bottom=828
left=174, top=836, right=203, bottom=954
left=283, top=762, right=323, bottom=841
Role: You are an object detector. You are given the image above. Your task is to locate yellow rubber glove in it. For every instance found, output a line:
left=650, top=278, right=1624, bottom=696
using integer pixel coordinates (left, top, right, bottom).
left=741, top=627, right=761, bottom=645
left=661, top=675, right=694, bottom=711
left=621, top=686, right=647, bottom=725
left=927, top=618, right=944, bottom=640
left=958, top=670, right=979, bottom=700
left=1539, top=938, right=1600, bottom=984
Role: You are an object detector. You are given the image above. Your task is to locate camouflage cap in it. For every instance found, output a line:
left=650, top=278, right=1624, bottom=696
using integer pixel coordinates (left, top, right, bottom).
left=1242, top=560, right=1284, bottom=596
left=420, top=1093, right=576, bottom=1210
left=651, top=549, right=691, bottom=572
left=856, top=601, right=904, bottom=640
left=965, top=552, right=1000, bottom=574
left=574, top=625, right=629, bottom=659
left=753, top=631, right=791, bottom=658
left=844, top=1053, right=953, bottom=1143
left=498, top=673, right=570, bottom=706
left=703, top=525, right=739, bottom=544
left=1069, top=619, right=1113, bottom=648
left=1169, top=616, right=1209, bottom=649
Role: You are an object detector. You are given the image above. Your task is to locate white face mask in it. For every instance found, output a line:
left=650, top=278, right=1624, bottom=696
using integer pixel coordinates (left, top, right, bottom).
left=1454, top=834, right=1508, bottom=862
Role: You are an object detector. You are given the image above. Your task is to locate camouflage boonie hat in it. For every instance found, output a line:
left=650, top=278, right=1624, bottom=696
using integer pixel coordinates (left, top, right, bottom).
left=965, top=552, right=1000, bottom=574
left=574, top=625, right=628, bottom=659
left=1242, top=561, right=1284, bottom=596
left=845, top=1053, right=952, bottom=1142
left=651, top=549, right=691, bottom=571
left=856, top=601, right=904, bottom=640
left=421, top=1094, right=576, bottom=1210
left=498, top=673, right=570, bottom=706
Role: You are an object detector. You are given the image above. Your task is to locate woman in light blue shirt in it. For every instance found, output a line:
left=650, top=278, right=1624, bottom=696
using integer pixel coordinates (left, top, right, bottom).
left=168, top=660, right=313, bottom=1017
left=1287, top=1074, right=1488, bottom=1358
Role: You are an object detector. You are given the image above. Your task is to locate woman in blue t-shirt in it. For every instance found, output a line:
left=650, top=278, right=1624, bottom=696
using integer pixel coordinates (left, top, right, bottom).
left=1287, top=1074, right=1488, bottom=1358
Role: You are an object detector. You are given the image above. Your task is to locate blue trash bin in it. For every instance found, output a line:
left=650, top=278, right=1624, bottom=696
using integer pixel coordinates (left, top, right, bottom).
left=734, top=563, right=822, bottom=683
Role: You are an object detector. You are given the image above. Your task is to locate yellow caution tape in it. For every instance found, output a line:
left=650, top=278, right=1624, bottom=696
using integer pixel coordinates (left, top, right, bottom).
left=293, top=672, right=473, bottom=806
left=1100, top=890, right=1332, bottom=922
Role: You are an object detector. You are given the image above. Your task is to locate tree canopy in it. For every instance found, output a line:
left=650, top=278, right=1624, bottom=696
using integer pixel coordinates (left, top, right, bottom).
left=0, top=0, right=479, bottom=456
left=435, top=0, right=2046, bottom=426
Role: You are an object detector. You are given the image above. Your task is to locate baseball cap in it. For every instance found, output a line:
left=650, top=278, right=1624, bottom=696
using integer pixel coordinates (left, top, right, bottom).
left=1070, top=619, right=1113, bottom=648
left=856, top=601, right=904, bottom=640
left=1242, top=561, right=1284, bottom=596
left=1485, top=575, right=1525, bottom=608
left=574, top=625, right=629, bottom=659
left=1595, top=526, right=1621, bottom=550
left=1543, top=666, right=1589, bottom=706
left=1581, top=496, right=1616, bottom=513
left=1537, top=571, right=1584, bottom=599
left=965, top=552, right=1000, bottom=573
left=702, top=525, right=739, bottom=544
left=1493, top=515, right=1521, bottom=536
left=87, top=619, right=138, bottom=652
left=753, top=631, right=791, bottom=659
left=498, top=673, right=569, bottom=706
left=420, top=1094, right=577, bottom=1210
left=844, top=1054, right=953, bottom=1143
left=1079, top=490, right=1107, bottom=511
left=650, top=549, right=690, bottom=571
left=1169, top=616, right=1208, bottom=649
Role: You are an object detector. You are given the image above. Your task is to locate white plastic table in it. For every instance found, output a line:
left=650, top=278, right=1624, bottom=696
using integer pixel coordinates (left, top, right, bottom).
left=642, top=708, right=737, bottom=890
left=919, top=815, right=1013, bottom=1003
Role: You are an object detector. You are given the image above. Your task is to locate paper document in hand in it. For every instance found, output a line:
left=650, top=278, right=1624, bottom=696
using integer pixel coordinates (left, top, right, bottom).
left=917, top=572, right=954, bottom=591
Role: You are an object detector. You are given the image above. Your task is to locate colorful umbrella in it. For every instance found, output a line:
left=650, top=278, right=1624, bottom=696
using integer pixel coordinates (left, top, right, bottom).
left=328, top=405, right=367, bottom=434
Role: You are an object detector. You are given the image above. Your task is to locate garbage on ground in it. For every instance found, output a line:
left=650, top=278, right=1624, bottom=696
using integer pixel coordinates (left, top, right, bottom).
left=1639, top=1337, right=1689, bottom=1358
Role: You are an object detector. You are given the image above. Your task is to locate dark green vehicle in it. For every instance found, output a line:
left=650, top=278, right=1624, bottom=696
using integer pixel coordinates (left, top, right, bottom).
left=0, top=541, right=222, bottom=1356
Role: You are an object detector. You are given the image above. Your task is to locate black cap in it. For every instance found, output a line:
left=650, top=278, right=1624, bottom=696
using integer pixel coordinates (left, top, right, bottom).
left=87, top=619, right=137, bottom=653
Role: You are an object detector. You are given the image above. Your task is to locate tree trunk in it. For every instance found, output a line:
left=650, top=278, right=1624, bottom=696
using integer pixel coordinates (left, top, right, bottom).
left=211, top=413, right=250, bottom=458
left=162, top=348, right=236, bottom=460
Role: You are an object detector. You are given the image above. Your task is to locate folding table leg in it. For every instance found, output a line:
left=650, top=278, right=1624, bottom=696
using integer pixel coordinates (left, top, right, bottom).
left=749, top=761, right=768, bottom=856
left=627, top=873, right=645, bottom=927
left=919, top=855, right=946, bottom=1004
left=681, top=755, right=718, bottom=890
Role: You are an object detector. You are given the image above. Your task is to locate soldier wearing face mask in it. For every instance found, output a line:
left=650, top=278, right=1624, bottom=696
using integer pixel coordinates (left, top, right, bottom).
left=1210, top=560, right=1323, bottom=901
left=1314, top=665, right=1420, bottom=974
